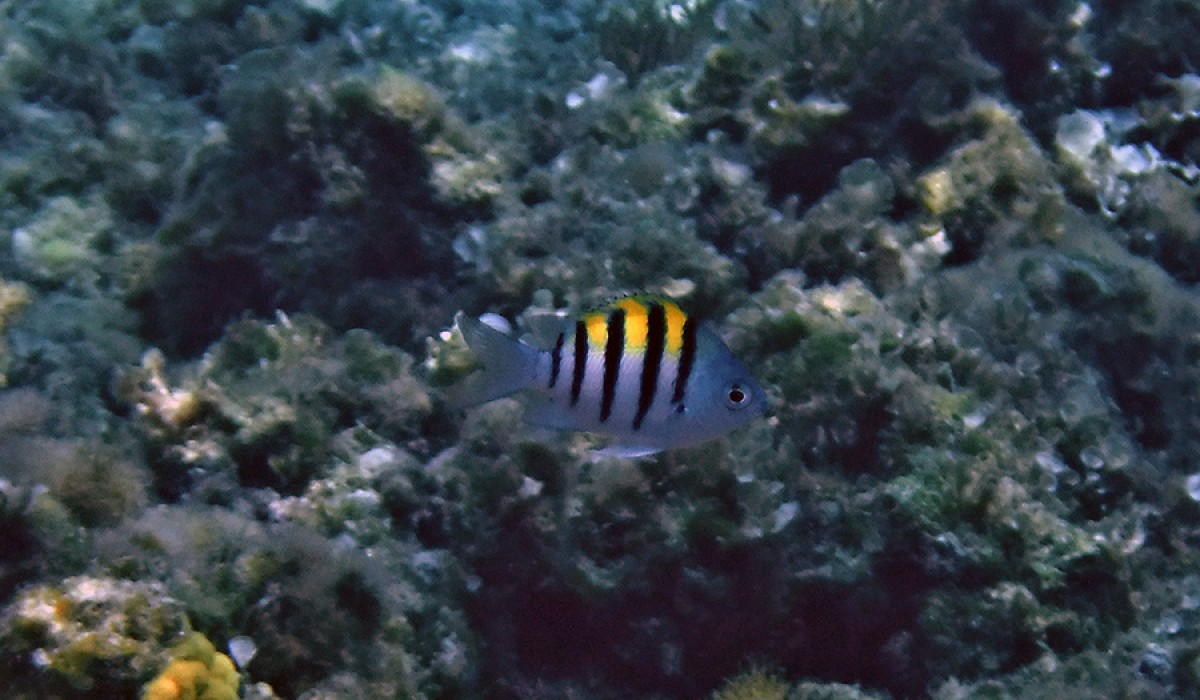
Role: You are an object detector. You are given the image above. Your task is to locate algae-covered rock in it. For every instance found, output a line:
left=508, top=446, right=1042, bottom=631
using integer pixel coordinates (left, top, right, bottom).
left=116, top=313, right=431, bottom=499
left=268, top=437, right=421, bottom=548
left=595, top=0, right=718, bottom=86
left=11, top=194, right=113, bottom=286
left=97, top=503, right=476, bottom=698
left=44, top=444, right=148, bottom=529
left=0, top=279, right=31, bottom=386
left=454, top=143, right=745, bottom=315
left=691, top=45, right=754, bottom=109
left=142, top=52, right=489, bottom=354
left=727, top=273, right=893, bottom=473
left=1120, top=168, right=1200, bottom=286
left=4, top=290, right=144, bottom=432
left=586, top=80, right=691, bottom=149
left=0, top=575, right=188, bottom=696
left=916, top=100, right=1066, bottom=264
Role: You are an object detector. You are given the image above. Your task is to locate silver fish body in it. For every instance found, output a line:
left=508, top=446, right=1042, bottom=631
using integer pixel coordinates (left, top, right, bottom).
left=450, top=296, right=765, bottom=457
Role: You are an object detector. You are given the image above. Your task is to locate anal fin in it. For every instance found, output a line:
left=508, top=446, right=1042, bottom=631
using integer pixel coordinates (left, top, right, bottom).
left=593, top=443, right=662, bottom=459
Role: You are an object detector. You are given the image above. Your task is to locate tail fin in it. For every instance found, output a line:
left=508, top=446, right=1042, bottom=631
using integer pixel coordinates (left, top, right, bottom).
left=445, top=312, right=539, bottom=409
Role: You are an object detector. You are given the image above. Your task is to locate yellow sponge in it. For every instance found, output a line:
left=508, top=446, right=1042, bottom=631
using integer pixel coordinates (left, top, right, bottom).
left=142, top=632, right=239, bottom=700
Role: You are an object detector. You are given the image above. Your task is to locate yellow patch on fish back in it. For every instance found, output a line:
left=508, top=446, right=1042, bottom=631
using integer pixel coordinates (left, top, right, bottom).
left=616, top=297, right=649, bottom=349
left=663, top=300, right=686, bottom=355
left=586, top=295, right=688, bottom=355
left=584, top=312, right=608, bottom=348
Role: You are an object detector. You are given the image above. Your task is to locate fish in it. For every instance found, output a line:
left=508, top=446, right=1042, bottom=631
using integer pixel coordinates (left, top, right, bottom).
left=448, top=295, right=765, bottom=457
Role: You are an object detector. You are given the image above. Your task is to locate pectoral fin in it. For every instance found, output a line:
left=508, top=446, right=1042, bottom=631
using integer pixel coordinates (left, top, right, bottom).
left=445, top=313, right=539, bottom=409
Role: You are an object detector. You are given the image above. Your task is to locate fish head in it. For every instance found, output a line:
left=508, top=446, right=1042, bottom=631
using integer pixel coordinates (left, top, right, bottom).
left=671, top=329, right=766, bottom=445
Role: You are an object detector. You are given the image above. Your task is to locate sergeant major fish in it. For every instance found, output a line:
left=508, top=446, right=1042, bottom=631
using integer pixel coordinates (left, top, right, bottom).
left=449, top=296, right=765, bottom=457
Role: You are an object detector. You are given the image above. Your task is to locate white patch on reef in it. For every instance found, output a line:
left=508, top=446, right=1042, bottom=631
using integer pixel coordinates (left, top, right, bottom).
left=1069, top=2, right=1092, bottom=28
left=357, top=446, right=399, bottom=475
left=452, top=225, right=490, bottom=271
left=518, top=476, right=543, bottom=499
left=31, top=648, right=51, bottom=669
left=566, top=70, right=624, bottom=109
left=799, top=94, right=850, bottom=118
left=1186, top=473, right=1200, bottom=502
left=1055, top=111, right=1106, bottom=162
left=448, top=41, right=484, bottom=63
left=586, top=72, right=611, bottom=99
left=711, top=157, right=751, bottom=188
left=228, top=636, right=258, bottom=669
left=771, top=502, right=799, bottom=533
left=10, top=228, right=33, bottom=263
left=1055, top=109, right=1170, bottom=216
left=1163, top=74, right=1200, bottom=116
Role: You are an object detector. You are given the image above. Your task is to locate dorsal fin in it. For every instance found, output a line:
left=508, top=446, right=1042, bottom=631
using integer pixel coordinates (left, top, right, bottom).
left=586, top=293, right=680, bottom=315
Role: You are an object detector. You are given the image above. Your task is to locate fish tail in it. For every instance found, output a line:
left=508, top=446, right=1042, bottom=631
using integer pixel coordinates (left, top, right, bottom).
left=445, top=312, right=539, bottom=409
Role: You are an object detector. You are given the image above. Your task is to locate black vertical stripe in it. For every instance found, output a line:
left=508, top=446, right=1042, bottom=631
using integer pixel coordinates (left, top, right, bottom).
left=548, top=332, right=565, bottom=388
left=599, top=310, right=625, bottom=422
left=672, top=317, right=697, bottom=405
left=570, top=321, right=587, bottom=406
left=633, top=303, right=666, bottom=431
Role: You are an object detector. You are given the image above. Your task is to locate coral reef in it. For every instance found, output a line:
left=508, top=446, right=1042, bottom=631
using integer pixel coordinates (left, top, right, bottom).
left=0, top=575, right=188, bottom=696
left=0, top=0, right=1199, bottom=698
left=114, top=312, right=431, bottom=498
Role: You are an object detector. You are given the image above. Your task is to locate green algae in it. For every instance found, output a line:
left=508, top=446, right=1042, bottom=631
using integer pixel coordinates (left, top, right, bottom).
left=0, top=576, right=189, bottom=695
left=115, top=313, right=431, bottom=497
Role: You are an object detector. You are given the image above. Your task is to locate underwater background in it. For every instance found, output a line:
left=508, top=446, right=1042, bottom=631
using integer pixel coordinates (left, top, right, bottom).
left=0, top=0, right=1199, bottom=698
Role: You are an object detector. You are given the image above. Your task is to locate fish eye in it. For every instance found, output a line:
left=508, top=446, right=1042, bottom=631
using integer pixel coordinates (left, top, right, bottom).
left=725, top=382, right=751, bottom=410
